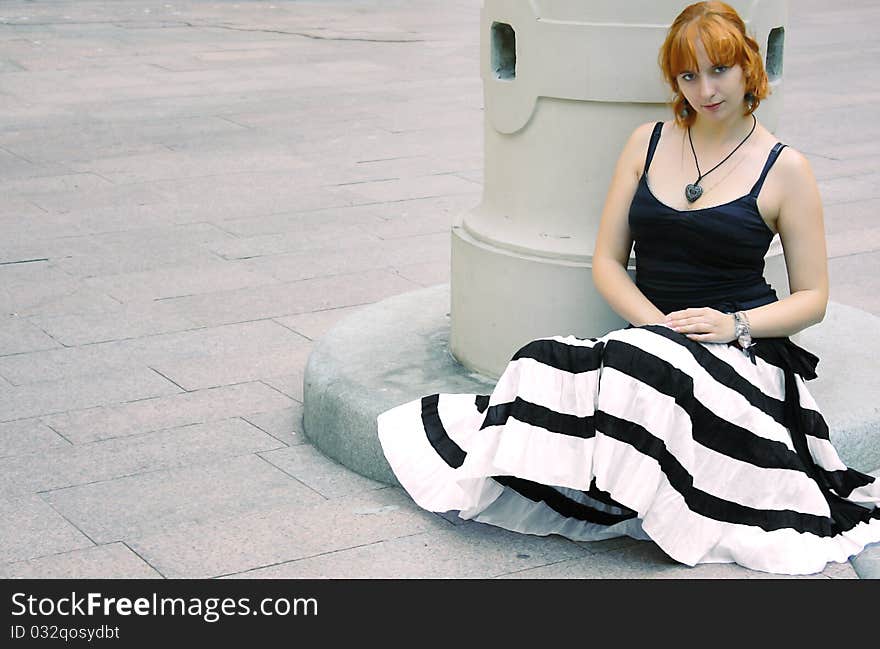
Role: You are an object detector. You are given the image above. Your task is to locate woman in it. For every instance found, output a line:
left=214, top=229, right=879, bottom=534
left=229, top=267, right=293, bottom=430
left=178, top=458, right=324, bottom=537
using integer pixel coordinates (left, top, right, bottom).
left=377, top=1, right=880, bottom=575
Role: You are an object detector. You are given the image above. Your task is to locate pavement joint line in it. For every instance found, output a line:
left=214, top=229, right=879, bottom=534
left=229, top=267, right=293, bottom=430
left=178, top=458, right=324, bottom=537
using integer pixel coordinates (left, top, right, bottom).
left=147, top=366, right=189, bottom=393
left=213, top=533, right=429, bottom=579
left=269, top=319, right=314, bottom=342
left=0, top=144, right=34, bottom=164
left=1, top=544, right=103, bottom=572
left=829, top=250, right=880, bottom=262
left=824, top=195, right=880, bottom=208
left=253, top=451, right=328, bottom=501
left=348, top=192, right=480, bottom=209
left=49, top=417, right=241, bottom=449
left=28, top=319, right=69, bottom=348
left=42, top=422, right=75, bottom=447
left=240, top=415, right=296, bottom=448
left=215, top=115, right=254, bottom=130
left=489, top=557, right=586, bottom=579
left=186, top=22, right=427, bottom=44
left=120, top=540, right=168, bottom=579
left=334, top=177, right=401, bottom=186
left=204, top=195, right=434, bottom=224
left=38, top=492, right=99, bottom=547
left=357, top=155, right=424, bottom=163
left=32, top=449, right=285, bottom=497
left=0, top=345, right=63, bottom=359
left=0, top=260, right=48, bottom=274
left=26, top=200, right=48, bottom=214
left=149, top=267, right=390, bottom=298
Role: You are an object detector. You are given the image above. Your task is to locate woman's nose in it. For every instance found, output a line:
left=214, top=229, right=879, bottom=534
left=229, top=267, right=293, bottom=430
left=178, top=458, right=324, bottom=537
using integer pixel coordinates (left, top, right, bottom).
left=699, top=76, right=715, bottom=100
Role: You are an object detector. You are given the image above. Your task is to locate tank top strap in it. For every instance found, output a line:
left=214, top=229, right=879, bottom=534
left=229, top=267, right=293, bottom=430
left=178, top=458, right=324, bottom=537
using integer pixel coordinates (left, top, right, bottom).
left=642, top=121, right=664, bottom=176
left=749, top=142, right=788, bottom=198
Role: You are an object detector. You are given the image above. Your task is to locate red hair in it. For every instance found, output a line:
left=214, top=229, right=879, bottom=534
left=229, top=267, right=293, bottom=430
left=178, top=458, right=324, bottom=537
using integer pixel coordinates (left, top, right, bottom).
left=658, top=1, right=769, bottom=127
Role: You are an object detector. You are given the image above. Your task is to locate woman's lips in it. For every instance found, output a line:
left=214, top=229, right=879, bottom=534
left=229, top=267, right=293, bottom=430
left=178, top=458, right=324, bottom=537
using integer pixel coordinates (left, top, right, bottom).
left=703, top=101, right=724, bottom=111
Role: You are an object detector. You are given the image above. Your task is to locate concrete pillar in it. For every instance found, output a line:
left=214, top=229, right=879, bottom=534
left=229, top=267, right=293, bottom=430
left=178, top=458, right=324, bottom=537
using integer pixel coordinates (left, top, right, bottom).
left=451, top=0, right=789, bottom=377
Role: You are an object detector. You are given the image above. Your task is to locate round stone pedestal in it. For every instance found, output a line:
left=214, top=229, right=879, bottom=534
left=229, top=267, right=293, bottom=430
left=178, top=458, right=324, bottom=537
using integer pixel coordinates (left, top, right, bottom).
left=303, top=284, right=880, bottom=483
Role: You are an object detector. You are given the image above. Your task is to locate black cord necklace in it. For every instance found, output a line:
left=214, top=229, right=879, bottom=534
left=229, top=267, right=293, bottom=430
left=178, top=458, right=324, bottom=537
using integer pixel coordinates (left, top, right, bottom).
left=685, top=113, right=757, bottom=203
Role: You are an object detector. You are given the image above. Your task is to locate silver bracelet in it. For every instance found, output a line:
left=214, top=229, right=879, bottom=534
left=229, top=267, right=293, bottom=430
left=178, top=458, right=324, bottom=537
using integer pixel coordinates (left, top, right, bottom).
left=733, top=311, right=753, bottom=353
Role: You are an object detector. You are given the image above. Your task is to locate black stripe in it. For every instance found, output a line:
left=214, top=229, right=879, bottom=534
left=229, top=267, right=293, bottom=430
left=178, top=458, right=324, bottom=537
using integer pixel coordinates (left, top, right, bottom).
left=586, top=477, right=634, bottom=511
left=481, top=396, right=595, bottom=439
left=820, top=467, right=876, bottom=499
left=644, top=325, right=829, bottom=441
left=475, top=394, right=490, bottom=413
left=602, top=339, right=807, bottom=473
left=421, top=394, right=466, bottom=469
left=597, top=411, right=878, bottom=536
left=493, top=475, right=638, bottom=526
left=511, top=338, right=604, bottom=374
left=634, top=328, right=870, bottom=526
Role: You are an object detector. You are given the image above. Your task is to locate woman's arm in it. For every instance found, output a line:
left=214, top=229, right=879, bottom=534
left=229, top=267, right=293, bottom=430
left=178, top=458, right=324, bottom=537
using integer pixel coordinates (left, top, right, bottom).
left=667, top=148, right=829, bottom=341
left=593, top=122, right=667, bottom=326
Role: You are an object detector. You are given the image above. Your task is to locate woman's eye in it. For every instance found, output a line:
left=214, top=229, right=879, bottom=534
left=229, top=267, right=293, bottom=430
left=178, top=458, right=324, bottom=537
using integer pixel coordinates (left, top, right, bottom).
left=680, top=73, right=694, bottom=81
left=714, top=65, right=728, bottom=73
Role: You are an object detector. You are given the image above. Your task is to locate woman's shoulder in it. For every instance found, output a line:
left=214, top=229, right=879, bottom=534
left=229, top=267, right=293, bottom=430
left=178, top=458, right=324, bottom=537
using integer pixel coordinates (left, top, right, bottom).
left=628, top=120, right=665, bottom=143
left=618, top=121, right=666, bottom=173
left=770, top=141, right=817, bottom=184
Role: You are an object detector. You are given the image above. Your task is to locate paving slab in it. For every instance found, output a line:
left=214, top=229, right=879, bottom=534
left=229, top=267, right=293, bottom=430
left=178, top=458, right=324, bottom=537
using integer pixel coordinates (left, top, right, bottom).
left=43, top=381, right=295, bottom=445
left=273, top=306, right=368, bottom=342
left=28, top=304, right=202, bottom=347
left=0, top=277, right=120, bottom=319
left=0, top=494, right=93, bottom=564
left=224, top=519, right=591, bottom=580
left=0, top=418, right=284, bottom=498
left=259, top=443, right=387, bottom=500
left=0, top=543, right=163, bottom=579
left=0, top=419, right=71, bottom=458
left=262, top=373, right=305, bottom=404
left=158, top=269, right=419, bottom=327
left=243, top=404, right=305, bottom=447
left=0, top=319, right=308, bottom=385
left=0, top=316, right=62, bottom=355
left=0, top=367, right=181, bottom=422
left=128, top=489, right=441, bottom=579
left=42, top=454, right=326, bottom=544
left=151, top=340, right=313, bottom=391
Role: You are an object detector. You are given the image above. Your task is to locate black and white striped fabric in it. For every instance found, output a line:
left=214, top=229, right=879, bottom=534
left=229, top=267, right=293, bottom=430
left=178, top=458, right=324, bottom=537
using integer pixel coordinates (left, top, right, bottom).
left=377, top=325, right=880, bottom=575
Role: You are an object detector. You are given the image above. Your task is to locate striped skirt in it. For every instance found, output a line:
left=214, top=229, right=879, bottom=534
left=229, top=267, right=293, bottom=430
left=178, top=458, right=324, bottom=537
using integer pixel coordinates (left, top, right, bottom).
left=377, top=324, right=880, bottom=575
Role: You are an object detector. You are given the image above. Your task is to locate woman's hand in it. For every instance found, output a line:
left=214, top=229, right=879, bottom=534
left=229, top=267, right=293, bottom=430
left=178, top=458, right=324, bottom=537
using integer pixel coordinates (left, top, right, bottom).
left=665, top=307, right=735, bottom=343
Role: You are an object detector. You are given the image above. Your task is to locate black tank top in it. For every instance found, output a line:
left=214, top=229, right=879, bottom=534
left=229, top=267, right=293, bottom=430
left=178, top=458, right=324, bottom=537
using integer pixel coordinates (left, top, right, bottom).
left=628, top=121, right=786, bottom=315
left=626, top=123, right=831, bottom=488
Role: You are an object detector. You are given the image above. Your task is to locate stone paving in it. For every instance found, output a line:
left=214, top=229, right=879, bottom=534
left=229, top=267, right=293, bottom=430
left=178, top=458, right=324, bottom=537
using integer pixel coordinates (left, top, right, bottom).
left=0, top=0, right=877, bottom=579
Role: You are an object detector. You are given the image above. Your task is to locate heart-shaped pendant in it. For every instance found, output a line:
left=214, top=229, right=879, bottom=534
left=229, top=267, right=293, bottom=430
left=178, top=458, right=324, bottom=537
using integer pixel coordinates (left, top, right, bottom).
left=685, top=183, right=703, bottom=203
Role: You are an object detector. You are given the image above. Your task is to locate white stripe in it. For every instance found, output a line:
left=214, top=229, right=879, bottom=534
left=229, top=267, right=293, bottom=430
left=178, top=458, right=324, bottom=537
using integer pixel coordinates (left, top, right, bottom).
left=377, top=398, right=502, bottom=512
left=459, top=417, right=596, bottom=491
left=490, top=356, right=600, bottom=417
left=602, top=327, right=795, bottom=448
left=598, top=366, right=829, bottom=516
left=595, top=435, right=880, bottom=574
left=701, top=339, right=787, bottom=401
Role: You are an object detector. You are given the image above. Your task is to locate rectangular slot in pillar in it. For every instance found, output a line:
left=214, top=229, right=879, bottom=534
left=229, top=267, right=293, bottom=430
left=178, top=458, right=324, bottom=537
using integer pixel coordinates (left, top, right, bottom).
left=491, top=21, right=516, bottom=80
left=766, top=26, right=784, bottom=82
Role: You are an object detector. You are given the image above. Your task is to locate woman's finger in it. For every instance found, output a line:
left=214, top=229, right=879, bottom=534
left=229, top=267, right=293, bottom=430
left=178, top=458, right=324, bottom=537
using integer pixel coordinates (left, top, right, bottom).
left=673, top=322, right=712, bottom=333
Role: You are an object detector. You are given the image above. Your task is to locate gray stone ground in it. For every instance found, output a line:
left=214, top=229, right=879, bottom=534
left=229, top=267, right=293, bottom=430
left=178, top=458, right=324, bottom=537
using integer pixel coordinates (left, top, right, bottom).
left=0, top=0, right=877, bottom=579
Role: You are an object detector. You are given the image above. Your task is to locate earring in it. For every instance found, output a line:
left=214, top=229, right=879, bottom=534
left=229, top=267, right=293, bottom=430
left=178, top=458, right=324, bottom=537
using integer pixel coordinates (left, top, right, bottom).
left=745, top=91, right=755, bottom=109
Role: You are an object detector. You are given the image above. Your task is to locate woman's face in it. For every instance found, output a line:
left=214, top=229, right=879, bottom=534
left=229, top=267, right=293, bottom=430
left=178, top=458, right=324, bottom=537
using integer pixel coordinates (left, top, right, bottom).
left=676, top=38, right=747, bottom=123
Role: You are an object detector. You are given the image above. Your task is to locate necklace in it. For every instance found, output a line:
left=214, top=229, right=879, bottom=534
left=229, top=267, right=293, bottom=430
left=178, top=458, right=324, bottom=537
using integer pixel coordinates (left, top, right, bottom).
left=685, top=114, right=757, bottom=203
